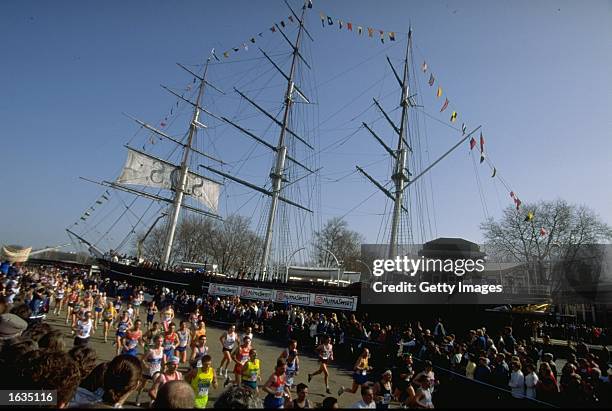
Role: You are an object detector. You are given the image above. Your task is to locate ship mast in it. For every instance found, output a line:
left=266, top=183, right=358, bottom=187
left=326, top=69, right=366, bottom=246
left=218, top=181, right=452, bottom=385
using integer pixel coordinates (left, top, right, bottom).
left=388, top=33, right=412, bottom=259
left=161, top=57, right=212, bottom=267
left=259, top=4, right=307, bottom=281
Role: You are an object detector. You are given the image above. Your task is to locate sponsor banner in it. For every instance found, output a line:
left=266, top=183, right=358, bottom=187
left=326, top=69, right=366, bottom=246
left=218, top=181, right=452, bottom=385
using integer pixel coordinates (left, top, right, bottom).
left=208, top=283, right=240, bottom=297
left=240, top=287, right=274, bottom=301
left=274, top=290, right=312, bottom=307
left=312, top=293, right=358, bottom=311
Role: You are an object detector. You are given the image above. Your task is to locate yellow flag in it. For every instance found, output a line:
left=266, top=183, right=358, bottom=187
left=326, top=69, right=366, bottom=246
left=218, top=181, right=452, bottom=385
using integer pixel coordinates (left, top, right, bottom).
left=436, top=86, right=442, bottom=98
left=450, top=111, right=457, bottom=122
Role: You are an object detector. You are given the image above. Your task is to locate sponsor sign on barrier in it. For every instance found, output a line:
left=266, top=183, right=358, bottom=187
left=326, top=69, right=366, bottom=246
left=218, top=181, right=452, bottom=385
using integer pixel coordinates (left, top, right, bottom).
left=312, top=293, right=358, bottom=311
left=206, top=283, right=358, bottom=311
left=274, top=290, right=312, bottom=307
left=208, top=283, right=240, bottom=297
left=240, top=287, right=274, bottom=301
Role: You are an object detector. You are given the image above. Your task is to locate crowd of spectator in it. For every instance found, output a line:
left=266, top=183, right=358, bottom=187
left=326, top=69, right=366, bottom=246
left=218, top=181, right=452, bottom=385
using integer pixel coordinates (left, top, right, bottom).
left=0, top=260, right=610, bottom=409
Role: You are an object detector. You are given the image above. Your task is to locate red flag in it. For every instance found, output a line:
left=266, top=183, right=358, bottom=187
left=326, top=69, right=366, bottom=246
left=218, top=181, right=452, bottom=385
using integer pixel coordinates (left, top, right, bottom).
left=480, top=133, right=485, bottom=152
left=510, top=191, right=515, bottom=198
left=469, top=137, right=476, bottom=150
left=160, top=122, right=167, bottom=128
left=514, top=198, right=522, bottom=210
left=540, top=227, right=547, bottom=236
left=347, top=22, right=352, bottom=31
left=440, top=98, right=449, bottom=112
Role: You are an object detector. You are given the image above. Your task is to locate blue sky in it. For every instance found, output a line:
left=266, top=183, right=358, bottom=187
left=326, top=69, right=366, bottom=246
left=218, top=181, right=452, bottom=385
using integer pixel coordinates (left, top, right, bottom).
left=1, top=0, right=611, bottom=253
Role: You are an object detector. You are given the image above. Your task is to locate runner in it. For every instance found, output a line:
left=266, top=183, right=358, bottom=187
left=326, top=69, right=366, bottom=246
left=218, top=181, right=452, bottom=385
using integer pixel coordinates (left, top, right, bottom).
left=219, top=324, right=238, bottom=380
left=290, top=383, right=312, bottom=409
left=175, top=321, right=192, bottom=365
left=162, top=322, right=179, bottom=363
left=70, top=295, right=83, bottom=332
left=65, top=287, right=78, bottom=325
left=113, top=296, right=123, bottom=320
left=101, top=300, right=116, bottom=343
left=133, top=290, right=144, bottom=318
left=308, top=335, right=334, bottom=394
left=228, top=336, right=252, bottom=386
left=73, top=310, right=93, bottom=347
left=135, top=334, right=165, bottom=407
left=373, top=370, right=394, bottom=409
left=413, top=375, right=434, bottom=408
left=93, top=291, right=105, bottom=330
left=126, top=303, right=135, bottom=322
left=149, top=355, right=183, bottom=402
left=53, top=281, right=65, bottom=315
left=115, top=310, right=132, bottom=356
left=122, top=319, right=144, bottom=357
left=191, top=320, right=207, bottom=357
left=160, top=304, right=175, bottom=331
left=189, top=308, right=202, bottom=331
left=189, top=354, right=218, bottom=409
left=339, top=348, right=372, bottom=396
left=278, top=340, right=300, bottom=391
left=146, top=300, right=158, bottom=328
left=143, top=321, right=163, bottom=353
left=242, top=326, right=254, bottom=343
left=263, top=359, right=291, bottom=409
left=191, top=335, right=209, bottom=367
left=241, top=349, right=261, bottom=391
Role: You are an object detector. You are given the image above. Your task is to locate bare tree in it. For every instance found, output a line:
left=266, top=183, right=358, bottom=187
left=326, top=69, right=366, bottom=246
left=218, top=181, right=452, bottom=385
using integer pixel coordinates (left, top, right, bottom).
left=313, top=217, right=363, bottom=271
left=481, top=199, right=612, bottom=284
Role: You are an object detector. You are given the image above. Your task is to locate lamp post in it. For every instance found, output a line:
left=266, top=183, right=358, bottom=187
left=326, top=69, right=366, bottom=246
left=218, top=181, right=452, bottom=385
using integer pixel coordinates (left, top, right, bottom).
left=356, top=259, right=372, bottom=282
left=285, top=247, right=305, bottom=283
left=317, top=247, right=342, bottom=286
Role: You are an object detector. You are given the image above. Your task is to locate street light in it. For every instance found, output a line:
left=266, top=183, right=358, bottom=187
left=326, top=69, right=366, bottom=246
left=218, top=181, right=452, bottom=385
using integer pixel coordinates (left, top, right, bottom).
left=317, top=247, right=342, bottom=286
left=285, top=247, right=306, bottom=283
left=355, top=259, right=372, bottom=282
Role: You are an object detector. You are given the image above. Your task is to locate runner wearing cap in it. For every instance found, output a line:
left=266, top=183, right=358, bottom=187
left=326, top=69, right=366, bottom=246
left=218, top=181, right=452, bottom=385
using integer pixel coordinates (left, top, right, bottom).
left=149, top=355, right=183, bottom=401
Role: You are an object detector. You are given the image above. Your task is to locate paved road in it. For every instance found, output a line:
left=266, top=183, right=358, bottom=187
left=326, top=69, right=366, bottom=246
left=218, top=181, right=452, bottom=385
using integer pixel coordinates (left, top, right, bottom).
left=45, top=307, right=366, bottom=408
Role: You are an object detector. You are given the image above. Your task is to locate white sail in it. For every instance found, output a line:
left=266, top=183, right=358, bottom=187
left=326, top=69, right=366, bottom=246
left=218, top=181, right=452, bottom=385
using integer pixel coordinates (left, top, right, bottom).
left=117, top=148, right=220, bottom=212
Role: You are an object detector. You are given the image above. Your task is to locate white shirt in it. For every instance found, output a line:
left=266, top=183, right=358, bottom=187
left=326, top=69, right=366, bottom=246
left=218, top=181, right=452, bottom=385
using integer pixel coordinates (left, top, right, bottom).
left=508, top=370, right=525, bottom=399
left=524, top=372, right=538, bottom=399
left=351, top=400, right=376, bottom=409
left=77, top=319, right=93, bottom=339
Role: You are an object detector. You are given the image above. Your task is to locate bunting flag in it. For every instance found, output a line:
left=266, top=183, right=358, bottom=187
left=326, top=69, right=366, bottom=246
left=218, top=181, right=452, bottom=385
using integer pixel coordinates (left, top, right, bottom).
left=428, top=74, right=435, bottom=86
left=280, top=20, right=285, bottom=28
left=80, top=217, right=86, bottom=221
left=436, top=86, right=443, bottom=97
left=524, top=211, right=534, bottom=222
left=479, top=133, right=485, bottom=153
left=327, top=16, right=333, bottom=25
left=357, top=26, right=363, bottom=35
left=320, top=13, right=325, bottom=27
left=469, top=137, right=477, bottom=150
left=491, top=167, right=497, bottom=178
left=450, top=111, right=457, bottom=122
left=288, top=16, right=294, bottom=23
left=540, top=227, right=547, bottom=236
left=242, top=43, right=248, bottom=51
left=339, top=20, right=343, bottom=29
left=514, top=198, right=522, bottom=210
left=347, top=22, right=353, bottom=31
left=160, top=121, right=167, bottom=127
left=380, top=30, right=385, bottom=43
left=510, top=191, right=515, bottom=198
left=388, top=32, right=396, bottom=41
left=250, top=38, right=256, bottom=43
left=461, top=123, right=467, bottom=135
left=271, top=26, right=276, bottom=32
left=307, top=0, right=313, bottom=9
left=367, top=27, right=374, bottom=37
left=480, top=153, right=485, bottom=163
left=421, top=61, right=428, bottom=72
left=223, top=51, right=229, bottom=58
left=84, top=212, right=91, bottom=217
left=211, top=49, right=220, bottom=62
left=95, top=200, right=103, bottom=205
left=440, top=98, right=449, bottom=112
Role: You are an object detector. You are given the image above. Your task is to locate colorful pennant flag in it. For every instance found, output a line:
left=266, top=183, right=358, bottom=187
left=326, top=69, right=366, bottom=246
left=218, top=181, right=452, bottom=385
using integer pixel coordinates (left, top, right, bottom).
left=524, top=211, right=534, bottom=222
left=510, top=191, right=515, bottom=198
left=307, top=0, right=313, bottom=9
left=469, top=137, right=477, bottom=150
left=436, top=86, right=443, bottom=97
left=450, top=111, right=457, bottom=122
left=270, top=26, right=276, bottom=32
left=461, top=123, right=466, bottom=135
left=357, top=26, right=363, bottom=35
left=347, top=22, right=353, bottom=31
left=288, top=16, right=294, bottom=23
left=250, top=38, right=256, bottom=43
left=320, top=13, right=325, bottom=27
left=440, top=98, right=449, bottom=112
left=514, top=198, right=522, bottom=210
left=428, top=74, right=435, bottom=86
left=380, top=30, right=385, bottom=43
left=421, top=61, right=428, bottom=72
left=280, top=20, right=285, bottom=28
left=211, top=49, right=220, bottom=61
left=339, top=20, right=343, bottom=29
left=491, top=167, right=497, bottom=178
left=327, top=16, right=333, bottom=25
left=389, top=32, right=396, bottom=41
left=479, top=133, right=485, bottom=153
left=367, top=27, right=374, bottom=37
left=223, top=51, right=229, bottom=58
left=539, top=227, right=547, bottom=236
